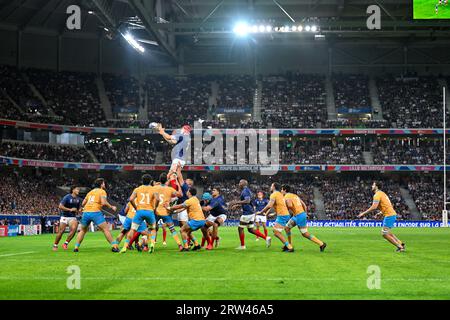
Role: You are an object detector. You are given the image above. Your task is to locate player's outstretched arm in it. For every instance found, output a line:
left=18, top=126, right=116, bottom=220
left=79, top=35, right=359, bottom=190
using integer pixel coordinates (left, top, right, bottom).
left=101, top=196, right=117, bottom=212
left=159, top=126, right=177, bottom=145
left=257, top=199, right=275, bottom=216
left=358, top=201, right=378, bottom=218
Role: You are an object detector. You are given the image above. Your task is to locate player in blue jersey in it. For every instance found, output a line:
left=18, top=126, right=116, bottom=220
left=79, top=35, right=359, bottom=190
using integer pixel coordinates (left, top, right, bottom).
left=229, top=180, right=271, bottom=250
left=253, top=191, right=269, bottom=241
left=157, top=123, right=192, bottom=173
left=202, top=187, right=228, bottom=249
left=52, top=186, right=82, bottom=251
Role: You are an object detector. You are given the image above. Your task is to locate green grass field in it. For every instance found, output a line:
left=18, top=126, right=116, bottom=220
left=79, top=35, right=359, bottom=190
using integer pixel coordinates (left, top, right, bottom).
left=1, top=227, right=450, bottom=300
left=414, top=0, right=450, bottom=19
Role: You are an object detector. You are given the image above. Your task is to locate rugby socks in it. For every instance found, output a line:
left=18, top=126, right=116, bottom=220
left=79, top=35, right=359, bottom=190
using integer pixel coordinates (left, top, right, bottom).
left=308, top=235, right=324, bottom=246
left=150, top=230, right=157, bottom=245
left=264, top=229, right=268, bottom=238
left=284, top=241, right=293, bottom=250
left=163, top=228, right=167, bottom=242
left=129, top=232, right=141, bottom=246
left=111, top=240, right=119, bottom=248
left=182, top=239, right=189, bottom=249
left=168, top=225, right=181, bottom=246
left=201, top=237, right=206, bottom=247
left=239, top=232, right=245, bottom=246
left=75, top=243, right=80, bottom=249
left=253, top=229, right=266, bottom=240
left=286, top=231, right=292, bottom=245
left=191, top=236, right=199, bottom=246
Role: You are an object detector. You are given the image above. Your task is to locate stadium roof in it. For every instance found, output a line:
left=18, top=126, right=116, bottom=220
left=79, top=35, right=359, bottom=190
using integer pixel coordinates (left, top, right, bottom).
left=0, top=0, right=449, bottom=65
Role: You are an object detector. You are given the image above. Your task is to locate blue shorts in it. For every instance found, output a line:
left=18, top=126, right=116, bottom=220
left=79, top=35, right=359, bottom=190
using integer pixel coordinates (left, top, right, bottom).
left=81, top=211, right=106, bottom=227
left=291, top=212, right=307, bottom=228
left=132, top=210, right=156, bottom=226
left=383, top=215, right=397, bottom=229
left=123, top=217, right=147, bottom=232
left=275, top=215, right=290, bottom=227
left=188, top=220, right=206, bottom=231
left=157, top=215, right=173, bottom=225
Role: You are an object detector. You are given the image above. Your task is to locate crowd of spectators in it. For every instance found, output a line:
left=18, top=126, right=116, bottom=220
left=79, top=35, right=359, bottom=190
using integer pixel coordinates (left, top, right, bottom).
left=215, top=75, right=255, bottom=109
left=26, top=68, right=106, bottom=127
left=146, top=75, right=211, bottom=128
left=377, top=75, right=445, bottom=128
left=103, top=73, right=141, bottom=118
left=261, top=73, right=327, bottom=128
left=0, top=141, right=92, bottom=162
left=0, top=171, right=60, bottom=215
left=407, top=176, right=448, bottom=220
left=85, top=138, right=158, bottom=164
left=0, top=65, right=50, bottom=116
left=372, top=138, right=446, bottom=165
left=319, top=177, right=410, bottom=220
left=333, top=73, right=371, bottom=110
left=279, top=138, right=364, bottom=164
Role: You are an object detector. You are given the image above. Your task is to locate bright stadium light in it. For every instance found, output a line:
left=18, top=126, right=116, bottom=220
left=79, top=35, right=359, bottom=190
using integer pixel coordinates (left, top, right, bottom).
left=305, top=25, right=311, bottom=32
left=298, top=25, right=303, bottom=32
left=311, top=25, right=318, bottom=32
left=122, top=32, right=145, bottom=53
left=284, top=25, right=290, bottom=32
left=251, top=25, right=258, bottom=33
left=259, top=25, right=265, bottom=32
left=265, top=25, right=272, bottom=32
left=233, top=22, right=249, bottom=36
left=291, top=26, right=297, bottom=31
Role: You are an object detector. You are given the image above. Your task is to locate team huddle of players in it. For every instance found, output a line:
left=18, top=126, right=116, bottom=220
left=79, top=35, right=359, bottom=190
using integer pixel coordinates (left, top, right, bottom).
left=52, top=123, right=406, bottom=253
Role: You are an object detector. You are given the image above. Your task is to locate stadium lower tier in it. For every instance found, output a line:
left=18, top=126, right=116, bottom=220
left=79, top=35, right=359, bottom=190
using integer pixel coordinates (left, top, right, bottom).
left=0, top=168, right=447, bottom=221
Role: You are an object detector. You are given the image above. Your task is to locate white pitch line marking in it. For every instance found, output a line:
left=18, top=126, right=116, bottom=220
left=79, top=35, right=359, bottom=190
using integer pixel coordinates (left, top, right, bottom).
left=0, top=251, right=36, bottom=258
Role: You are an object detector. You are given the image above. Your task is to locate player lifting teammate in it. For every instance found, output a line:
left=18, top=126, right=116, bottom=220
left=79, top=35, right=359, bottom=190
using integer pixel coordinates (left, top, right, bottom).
left=229, top=180, right=271, bottom=250
left=201, top=187, right=228, bottom=249
left=358, top=181, right=405, bottom=252
left=121, top=174, right=160, bottom=254
left=282, top=185, right=327, bottom=252
left=153, top=173, right=183, bottom=250
left=167, top=187, right=209, bottom=251
left=74, top=178, right=119, bottom=252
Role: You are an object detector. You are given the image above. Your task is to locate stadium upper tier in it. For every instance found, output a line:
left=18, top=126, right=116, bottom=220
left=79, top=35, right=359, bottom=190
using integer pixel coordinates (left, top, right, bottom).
left=0, top=65, right=448, bottom=129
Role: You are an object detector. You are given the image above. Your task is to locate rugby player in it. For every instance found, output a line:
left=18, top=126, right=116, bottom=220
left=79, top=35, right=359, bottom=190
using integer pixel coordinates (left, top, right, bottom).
left=282, top=185, right=326, bottom=252
left=229, top=180, right=271, bottom=250
left=74, top=178, right=118, bottom=252
left=167, top=187, right=209, bottom=251
left=115, top=201, right=147, bottom=250
left=171, top=165, right=194, bottom=230
left=157, top=123, right=191, bottom=174
left=253, top=191, right=269, bottom=241
left=358, top=181, right=405, bottom=252
left=201, top=187, right=228, bottom=249
left=52, top=186, right=81, bottom=251
left=121, top=174, right=159, bottom=254
left=256, top=182, right=294, bottom=252
left=154, top=173, right=183, bottom=250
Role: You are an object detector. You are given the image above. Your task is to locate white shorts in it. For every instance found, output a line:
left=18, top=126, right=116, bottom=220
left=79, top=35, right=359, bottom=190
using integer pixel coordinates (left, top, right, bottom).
left=178, top=209, right=189, bottom=222
left=239, top=214, right=256, bottom=228
left=206, top=214, right=227, bottom=225
left=171, top=158, right=186, bottom=171
left=60, top=217, right=77, bottom=225
left=255, top=215, right=267, bottom=224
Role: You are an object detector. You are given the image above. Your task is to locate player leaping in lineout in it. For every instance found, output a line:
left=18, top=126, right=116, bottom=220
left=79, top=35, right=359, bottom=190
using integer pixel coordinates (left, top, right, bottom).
left=357, top=181, right=405, bottom=252
left=154, top=123, right=192, bottom=175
